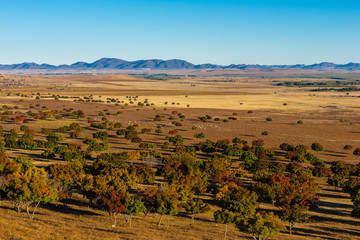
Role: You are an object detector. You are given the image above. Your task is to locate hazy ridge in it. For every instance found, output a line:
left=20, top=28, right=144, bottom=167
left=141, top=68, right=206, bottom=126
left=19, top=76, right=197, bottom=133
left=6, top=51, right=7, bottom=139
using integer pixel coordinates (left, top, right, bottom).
left=1, top=58, right=360, bottom=71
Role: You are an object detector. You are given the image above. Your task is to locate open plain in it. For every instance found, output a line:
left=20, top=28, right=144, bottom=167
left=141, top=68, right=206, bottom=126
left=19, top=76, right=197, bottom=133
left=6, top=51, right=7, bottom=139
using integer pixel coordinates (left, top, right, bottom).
left=1, top=72, right=360, bottom=240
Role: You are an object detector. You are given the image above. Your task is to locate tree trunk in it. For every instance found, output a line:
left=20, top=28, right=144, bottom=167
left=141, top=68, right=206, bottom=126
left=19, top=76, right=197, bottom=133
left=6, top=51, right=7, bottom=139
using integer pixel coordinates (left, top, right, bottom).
left=112, top=214, right=117, bottom=227
left=30, top=202, right=40, bottom=220
left=26, top=202, right=37, bottom=220
left=224, top=223, right=228, bottom=240
left=15, top=201, right=21, bottom=213
left=26, top=203, right=31, bottom=219
left=158, top=215, right=163, bottom=227
left=166, top=215, right=170, bottom=230
left=129, top=214, right=132, bottom=228
left=289, top=222, right=292, bottom=235
left=191, top=214, right=195, bottom=225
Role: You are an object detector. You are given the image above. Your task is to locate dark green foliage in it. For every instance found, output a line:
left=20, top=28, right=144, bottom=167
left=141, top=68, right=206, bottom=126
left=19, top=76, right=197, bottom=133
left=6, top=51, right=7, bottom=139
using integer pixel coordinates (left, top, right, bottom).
left=235, top=211, right=285, bottom=240
left=129, top=164, right=155, bottom=184
left=343, top=145, right=353, bottom=151
left=353, top=147, right=360, bottom=156
left=280, top=143, right=294, bottom=151
left=93, top=131, right=109, bottom=142
left=167, top=135, right=184, bottom=146
left=47, top=133, right=66, bottom=142
left=183, top=198, right=210, bottom=225
left=20, top=125, right=29, bottom=132
left=194, top=133, right=205, bottom=139
left=125, top=130, right=138, bottom=140
left=311, top=142, right=323, bottom=151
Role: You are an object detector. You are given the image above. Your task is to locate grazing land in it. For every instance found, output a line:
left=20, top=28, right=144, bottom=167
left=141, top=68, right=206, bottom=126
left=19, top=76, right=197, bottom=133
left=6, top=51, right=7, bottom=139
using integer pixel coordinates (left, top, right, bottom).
left=1, top=72, right=360, bottom=240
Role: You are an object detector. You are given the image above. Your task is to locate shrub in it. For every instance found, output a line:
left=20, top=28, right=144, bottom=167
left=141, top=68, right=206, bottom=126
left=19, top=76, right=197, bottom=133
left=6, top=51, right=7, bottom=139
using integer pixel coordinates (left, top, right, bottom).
left=87, top=142, right=109, bottom=151
left=279, top=143, right=294, bottom=151
left=93, top=131, right=109, bottom=142
left=252, top=139, right=264, bottom=147
left=312, top=165, right=330, bottom=177
left=169, top=130, right=179, bottom=135
left=162, top=142, right=170, bottom=150
left=131, top=137, right=143, bottom=143
left=311, top=142, right=323, bottom=151
left=194, top=133, right=205, bottom=139
left=69, top=131, right=80, bottom=139
left=353, top=148, right=360, bottom=156
left=344, top=145, right=353, bottom=151
left=47, top=133, right=66, bottom=142
left=141, top=128, right=151, bottom=134
left=297, top=120, right=303, bottom=124
left=125, top=130, right=138, bottom=140
left=116, top=129, right=126, bottom=135
left=266, top=117, right=272, bottom=122
left=261, top=131, right=268, bottom=136
left=20, top=125, right=29, bottom=132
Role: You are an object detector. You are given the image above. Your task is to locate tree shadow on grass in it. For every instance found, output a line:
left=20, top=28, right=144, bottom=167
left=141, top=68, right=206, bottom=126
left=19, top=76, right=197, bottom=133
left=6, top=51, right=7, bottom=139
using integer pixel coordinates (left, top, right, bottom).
left=323, top=153, right=347, bottom=158
left=311, top=215, right=360, bottom=227
left=318, top=199, right=353, bottom=209
left=288, top=226, right=340, bottom=240
left=80, top=225, right=137, bottom=235
left=176, top=211, right=214, bottom=224
left=41, top=201, right=102, bottom=216
left=314, top=226, right=360, bottom=237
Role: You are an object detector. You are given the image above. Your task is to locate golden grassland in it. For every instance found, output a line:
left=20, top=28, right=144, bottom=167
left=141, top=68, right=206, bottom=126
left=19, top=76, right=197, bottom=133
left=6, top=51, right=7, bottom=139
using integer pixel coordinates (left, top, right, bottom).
left=0, top=73, right=360, bottom=239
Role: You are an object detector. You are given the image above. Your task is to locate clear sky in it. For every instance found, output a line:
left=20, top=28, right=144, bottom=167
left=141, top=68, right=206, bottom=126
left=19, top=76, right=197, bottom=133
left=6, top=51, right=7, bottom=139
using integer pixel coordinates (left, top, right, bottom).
left=1, top=0, right=359, bottom=65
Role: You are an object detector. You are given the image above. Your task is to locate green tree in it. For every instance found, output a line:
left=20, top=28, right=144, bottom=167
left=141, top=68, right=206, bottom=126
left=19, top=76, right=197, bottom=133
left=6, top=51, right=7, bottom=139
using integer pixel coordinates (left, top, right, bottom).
left=124, top=196, right=146, bottom=228
left=183, top=197, right=210, bottom=225
left=236, top=211, right=285, bottom=240
left=214, top=210, right=234, bottom=240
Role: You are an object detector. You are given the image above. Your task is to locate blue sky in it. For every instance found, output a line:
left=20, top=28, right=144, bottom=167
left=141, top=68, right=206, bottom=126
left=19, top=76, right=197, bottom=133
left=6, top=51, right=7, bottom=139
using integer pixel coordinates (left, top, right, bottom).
left=0, top=0, right=359, bottom=65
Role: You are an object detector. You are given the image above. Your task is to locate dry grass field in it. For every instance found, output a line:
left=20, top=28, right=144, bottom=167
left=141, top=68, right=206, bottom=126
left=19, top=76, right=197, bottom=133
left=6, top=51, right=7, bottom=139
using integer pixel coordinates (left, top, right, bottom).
left=0, top=73, right=360, bottom=240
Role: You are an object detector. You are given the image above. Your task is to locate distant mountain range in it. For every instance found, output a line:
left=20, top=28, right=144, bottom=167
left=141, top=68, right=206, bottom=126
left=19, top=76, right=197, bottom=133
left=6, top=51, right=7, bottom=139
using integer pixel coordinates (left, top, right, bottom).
left=1, top=58, right=360, bottom=71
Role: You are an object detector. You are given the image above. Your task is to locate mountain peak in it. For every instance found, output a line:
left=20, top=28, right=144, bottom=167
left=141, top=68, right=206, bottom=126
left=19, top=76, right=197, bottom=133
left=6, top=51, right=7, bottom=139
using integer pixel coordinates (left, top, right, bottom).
left=0, top=58, right=360, bottom=71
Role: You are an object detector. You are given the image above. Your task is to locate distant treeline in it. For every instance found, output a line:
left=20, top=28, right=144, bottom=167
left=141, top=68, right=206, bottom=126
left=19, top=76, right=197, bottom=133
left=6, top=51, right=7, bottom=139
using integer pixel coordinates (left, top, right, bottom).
left=130, top=74, right=184, bottom=81
left=310, top=87, right=360, bottom=92
left=277, top=80, right=360, bottom=87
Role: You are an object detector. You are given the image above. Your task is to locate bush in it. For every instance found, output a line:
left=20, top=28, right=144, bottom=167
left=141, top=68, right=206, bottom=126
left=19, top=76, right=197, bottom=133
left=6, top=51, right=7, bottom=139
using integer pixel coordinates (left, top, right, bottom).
left=169, top=130, right=179, bottom=135
left=47, top=133, right=66, bottom=142
left=69, top=131, right=80, bottom=139
left=280, top=143, right=294, bottom=151
left=116, top=129, right=126, bottom=135
left=141, top=128, right=151, bottom=134
left=353, top=147, right=360, bottom=156
left=162, top=142, right=170, bottom=150
left=266, top=117, right=272, bottom=122
left=252, top=139, right=264, bottom=147
left=194, top=133, right=205, bottom=139
left=311, top=142, right=323, bottom=151
left=88, top=142, right=109, bottom=151
left=125, top=130, right=138, bottom=140
left=344, top=145, right=353, bottom=151
left=131, top=137, right=143, bottom=143
left=297, top=120, right=303, bottom=124
left=261, top=131, right=268, bottom=136
left=20, top=125, right=29, bottom=132
left=93, top=131, right=109, bottom=142
left=312, top=165, right=330, bottom=177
